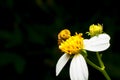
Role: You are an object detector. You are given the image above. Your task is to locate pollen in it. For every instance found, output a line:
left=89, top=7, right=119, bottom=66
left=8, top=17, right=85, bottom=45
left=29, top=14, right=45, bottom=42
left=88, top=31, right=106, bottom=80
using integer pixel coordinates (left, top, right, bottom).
left=59, top=32, right=84, bottom=55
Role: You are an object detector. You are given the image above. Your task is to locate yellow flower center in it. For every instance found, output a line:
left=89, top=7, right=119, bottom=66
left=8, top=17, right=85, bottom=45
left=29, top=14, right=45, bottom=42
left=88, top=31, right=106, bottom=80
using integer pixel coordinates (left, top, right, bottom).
left=89, top=24, right=103, bottom=37
left=59, top=32, right=84, bottom=55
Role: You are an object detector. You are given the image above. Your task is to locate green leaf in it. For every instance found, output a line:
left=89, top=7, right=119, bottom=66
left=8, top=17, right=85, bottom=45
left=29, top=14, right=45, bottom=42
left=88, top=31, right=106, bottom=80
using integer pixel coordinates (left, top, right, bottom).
left=14, top=56, right=26, bottom=74
left=26, top=26, right=46, bottom=44
left=0, top=25, right=23, bottom=48
left=0, top=31, right=13, bottom=40
left=6, top=0, right=13, bottom=8
left=0, top=53, right=26, bottom=74
left=0, top=53, right=12, bottom=66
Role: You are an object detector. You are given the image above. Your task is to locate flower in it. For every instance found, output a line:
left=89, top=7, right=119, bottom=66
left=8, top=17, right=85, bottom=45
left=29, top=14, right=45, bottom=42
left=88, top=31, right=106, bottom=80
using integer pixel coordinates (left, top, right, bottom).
left=88, top=24, right=103, bottom=37
left=56, top=29, right=110, bottom=80
left=59, top=33, right=84, bottom=55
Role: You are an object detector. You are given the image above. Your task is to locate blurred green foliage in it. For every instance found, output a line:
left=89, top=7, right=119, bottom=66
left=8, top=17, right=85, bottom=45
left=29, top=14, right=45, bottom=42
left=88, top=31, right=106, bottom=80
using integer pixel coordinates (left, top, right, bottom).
left=0, top=0, right=120, bottom=80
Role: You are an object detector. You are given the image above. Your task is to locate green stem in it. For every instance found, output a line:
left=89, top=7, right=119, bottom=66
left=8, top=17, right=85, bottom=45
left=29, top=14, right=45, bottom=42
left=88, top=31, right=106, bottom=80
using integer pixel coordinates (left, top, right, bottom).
left=100, top=69, right=111, bottom=80
left=86, top=58, right=101, bottom=72
left=96, top=52, right=104, bottom=68
left=96, top=52, right=111, bottom=80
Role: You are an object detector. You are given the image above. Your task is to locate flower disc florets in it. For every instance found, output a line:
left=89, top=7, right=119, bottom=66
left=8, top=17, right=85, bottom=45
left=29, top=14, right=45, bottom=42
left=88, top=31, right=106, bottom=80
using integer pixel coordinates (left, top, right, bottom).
left=59, top=33, right=84, bottom=55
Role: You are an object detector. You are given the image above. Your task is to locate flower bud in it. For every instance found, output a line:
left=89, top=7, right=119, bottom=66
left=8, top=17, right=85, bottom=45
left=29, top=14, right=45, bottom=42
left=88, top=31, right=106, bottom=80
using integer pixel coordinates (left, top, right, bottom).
left=89, top=24, right=103, bottom=37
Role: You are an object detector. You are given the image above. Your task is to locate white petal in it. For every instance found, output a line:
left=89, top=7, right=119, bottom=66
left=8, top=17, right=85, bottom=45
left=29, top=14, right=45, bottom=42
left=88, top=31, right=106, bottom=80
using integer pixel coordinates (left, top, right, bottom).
left=56, top=53, right=70, bottom=76
left=84, top=33, right=110, bottom=52
left=70, top=54, right=88, bottom=80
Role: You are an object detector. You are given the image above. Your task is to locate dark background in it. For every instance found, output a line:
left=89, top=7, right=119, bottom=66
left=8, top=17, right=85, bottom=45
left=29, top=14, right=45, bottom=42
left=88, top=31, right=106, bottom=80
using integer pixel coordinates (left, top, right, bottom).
left=0, top=0, right=120, bottom=80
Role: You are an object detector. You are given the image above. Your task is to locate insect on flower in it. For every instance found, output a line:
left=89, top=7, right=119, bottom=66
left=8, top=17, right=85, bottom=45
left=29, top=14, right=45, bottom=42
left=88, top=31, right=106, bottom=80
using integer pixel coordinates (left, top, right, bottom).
left=58, top=29, right=71, bottom=45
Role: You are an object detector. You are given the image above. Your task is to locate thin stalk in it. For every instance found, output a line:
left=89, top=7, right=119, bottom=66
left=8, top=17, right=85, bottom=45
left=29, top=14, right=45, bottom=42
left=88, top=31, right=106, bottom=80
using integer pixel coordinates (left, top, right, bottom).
left=85, top=58, right=101, bottom=71
left=96, top=52, right=111, bottom=80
